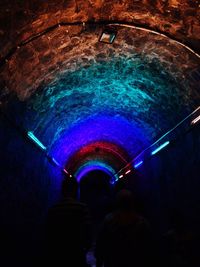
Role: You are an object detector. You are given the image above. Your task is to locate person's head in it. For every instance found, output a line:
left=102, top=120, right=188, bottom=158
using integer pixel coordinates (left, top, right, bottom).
left=115, top=189, right=134, bottom=211
left=61, top=173, right=78, bottom=198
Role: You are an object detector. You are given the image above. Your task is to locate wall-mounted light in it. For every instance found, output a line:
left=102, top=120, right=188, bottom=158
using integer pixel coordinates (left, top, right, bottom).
left=99, top=29, right=117, bottom=44
left=27, top=131, right=46, bottom=150
left=63, top=168, right=73, bottom=178
left=119, top=174, right=124, bottom=179
left=51, top=157, right=60, bottom=167
left=151, top=141, right=170, bottom=156
left=191, top=115, right=200, bottom=125
left=134, top=160, right=143, bottom=169
left=46, top=154, right=57, bottom=165
left=63, top=169, right=69, bottom=175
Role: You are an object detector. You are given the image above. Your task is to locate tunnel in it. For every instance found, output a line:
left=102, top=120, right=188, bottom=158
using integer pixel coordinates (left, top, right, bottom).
left=0, top=1, right=200, bottom=266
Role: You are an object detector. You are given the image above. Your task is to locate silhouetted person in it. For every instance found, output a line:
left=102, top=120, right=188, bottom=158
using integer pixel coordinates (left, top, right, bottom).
left=45, top=174, right=92, bottom=267
left=160, top=208, right=199, bottom=267
left=95, top=189, right=154, bottom=267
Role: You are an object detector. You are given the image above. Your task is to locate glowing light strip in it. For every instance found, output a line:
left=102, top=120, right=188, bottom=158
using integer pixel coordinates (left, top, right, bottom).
left=63, top=169, right=72, bottom=177
left=191, top=115, right=200, bottom=125
left=125, top=169, right=131, bottom=175
left=134, top=160, right=143, bottom=169
left=51, top=157, right=60, bottom=167
left=117, top=106, right=200, bottom=175
left=151, top=141, right=170, bottom=155
left=63, top=169, right=69, bottom=174
left=119, top=175, right=124, bottom=179
left=27, top=131, right=46, bottom=150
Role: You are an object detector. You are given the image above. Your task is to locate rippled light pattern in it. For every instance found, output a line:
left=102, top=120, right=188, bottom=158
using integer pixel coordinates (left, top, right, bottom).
left=9, top=55, right=190, bottom=181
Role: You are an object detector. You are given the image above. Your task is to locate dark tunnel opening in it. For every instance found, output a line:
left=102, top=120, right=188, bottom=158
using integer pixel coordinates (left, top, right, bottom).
left=79, top=169, right=114, bottom=225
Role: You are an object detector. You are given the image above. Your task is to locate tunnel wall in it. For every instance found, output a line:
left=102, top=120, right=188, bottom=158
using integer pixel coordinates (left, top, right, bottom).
left=0, top=113, right=62, bottom=266
left=132, top=123, right=200, bottom=235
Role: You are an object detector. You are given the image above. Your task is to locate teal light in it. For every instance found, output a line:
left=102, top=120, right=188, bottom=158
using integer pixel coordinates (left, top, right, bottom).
left=151, top=141, right=170, bottom=156
left=75, top=160, right=116, bottom=182
left=27, top=131, right=46, bottom=151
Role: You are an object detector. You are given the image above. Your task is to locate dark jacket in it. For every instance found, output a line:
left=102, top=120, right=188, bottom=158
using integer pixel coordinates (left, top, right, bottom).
left=45, top=197, right=92, bottom=267
left=95, top=210, right=153, bottom=267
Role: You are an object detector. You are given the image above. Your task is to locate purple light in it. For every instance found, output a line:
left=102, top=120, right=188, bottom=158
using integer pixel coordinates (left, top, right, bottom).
left=63, top=169, right=69, bottom=175
left=51, top=115, right=149, bottom=168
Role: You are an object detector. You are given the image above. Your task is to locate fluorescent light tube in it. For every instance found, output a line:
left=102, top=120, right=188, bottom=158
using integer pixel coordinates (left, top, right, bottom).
left=134, top=160, right=143, bottom=169
left=27, top=131, right=46, bottom=150
left=151, top=141, right=170, bottom=155
left=191, top=115, right=200, bottom=125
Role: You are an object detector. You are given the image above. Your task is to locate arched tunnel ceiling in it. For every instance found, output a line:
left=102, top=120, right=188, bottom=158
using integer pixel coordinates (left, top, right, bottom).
left=0, top=0, right=200, bottom=57
left=0, top=0, right=200, bottom=177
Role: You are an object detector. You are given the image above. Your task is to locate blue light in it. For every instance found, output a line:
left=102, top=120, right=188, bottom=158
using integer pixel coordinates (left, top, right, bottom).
left=51, top=157, right=60, bottom=167
left=125, top=169, right=131, bottom=175
left=46, top=154, right=61, bottom=167
left=134, top=160, right=143, bottom=168
left=151, top=141, right=170, bottom=155
left=27, top=131, right=46, bottom=150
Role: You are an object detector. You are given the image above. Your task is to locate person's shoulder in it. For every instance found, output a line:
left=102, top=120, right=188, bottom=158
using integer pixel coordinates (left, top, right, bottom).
left=105, top=212, right=113, bottom=220
left=71, top=199, right=90, bottom=209
left=103, top=212, right=115, bottom=224
left=133, top=214, right=151, bottom=229
left=48, top=198, right=87, bottom=210
left=76, top=200, right=88, bottom=207
left=69, top=200, right=92, bottom=215
left=137, top=214, right=149, bottom=224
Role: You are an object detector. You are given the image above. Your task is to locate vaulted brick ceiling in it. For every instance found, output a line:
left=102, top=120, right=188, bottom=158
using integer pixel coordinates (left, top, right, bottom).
left=0, top=0, right=199, bottom=176
left=0, top=0, right=199, bottom=99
